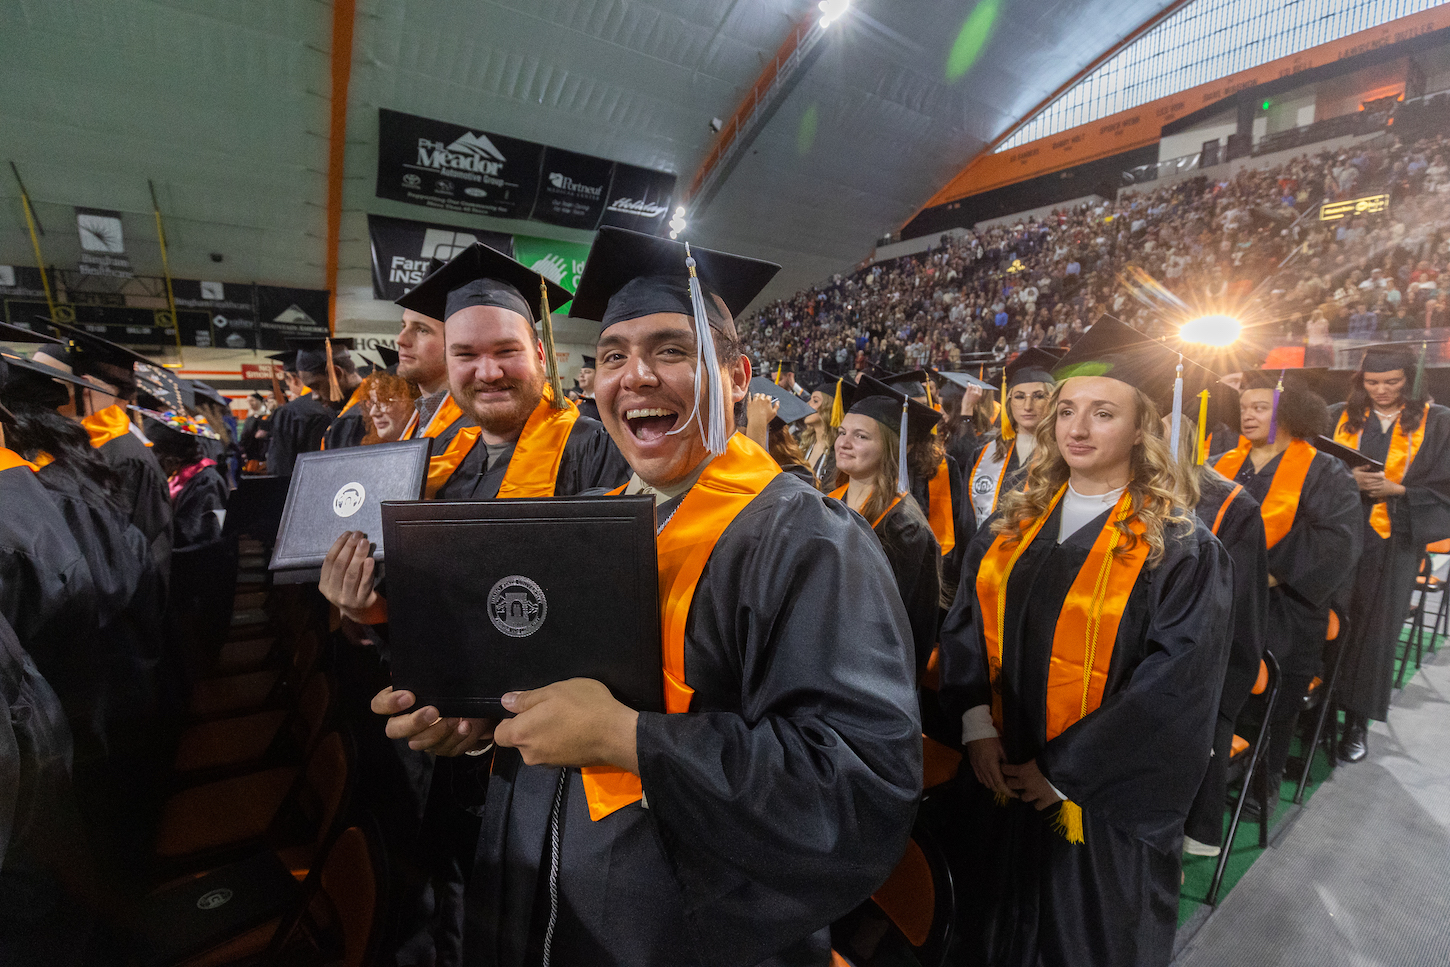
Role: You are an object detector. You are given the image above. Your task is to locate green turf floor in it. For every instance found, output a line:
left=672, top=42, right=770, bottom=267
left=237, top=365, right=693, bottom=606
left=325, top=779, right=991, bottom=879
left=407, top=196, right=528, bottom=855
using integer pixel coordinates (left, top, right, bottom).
left=1176, top=620, right=1441, bottom=925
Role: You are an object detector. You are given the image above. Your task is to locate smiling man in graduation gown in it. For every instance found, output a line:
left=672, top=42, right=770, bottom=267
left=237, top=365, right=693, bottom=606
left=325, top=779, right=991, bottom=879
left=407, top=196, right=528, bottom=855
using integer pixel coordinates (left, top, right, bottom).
left=371, top=227, right=921, bottom=967
left=264, top=348, right=336, bottom=476
left=31, top=321, right=173, bottom=580
left=939, top=316, right=1232, bottom=967
left=1328, top=346, right=1450, bottom=761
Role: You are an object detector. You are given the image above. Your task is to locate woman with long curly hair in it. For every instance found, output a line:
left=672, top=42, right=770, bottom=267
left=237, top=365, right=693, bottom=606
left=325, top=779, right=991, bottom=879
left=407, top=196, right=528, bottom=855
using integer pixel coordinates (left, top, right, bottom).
left=939, top=318, right=1232, bottom=967
left=797, top=375, right=845, bottom=485
left=357, top=371, right=421, bottom=445
left=967, top=348, right=1059, bottom=527
left=1328, top=346, right=1450, bottom=762
left=830, top=382, right=941, bottom=675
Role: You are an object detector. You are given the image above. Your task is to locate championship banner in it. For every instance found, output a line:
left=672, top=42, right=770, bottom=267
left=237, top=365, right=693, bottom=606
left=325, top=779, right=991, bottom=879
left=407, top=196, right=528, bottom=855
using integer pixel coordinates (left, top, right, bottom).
left=376, top=108, right=544, bottom=219
left=598, top=162, right=676, bottom=235
left=512, top=235, right=592, bottom=308
left=531, top=147, right=615, bottom=230
left=368, top=214, right=514, bottom=300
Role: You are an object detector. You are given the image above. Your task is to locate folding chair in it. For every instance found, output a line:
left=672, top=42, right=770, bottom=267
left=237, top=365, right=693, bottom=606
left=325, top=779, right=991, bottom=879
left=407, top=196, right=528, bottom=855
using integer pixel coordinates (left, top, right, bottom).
left=172, top=669, right=332, bottom=780
left=264, top=818, right=390, bottom=967
left=186, top=626, right=322, bottom=721
left=1295, top=610, right=1347, bottom=805
left=1400, top=545, right=1449, bottom=687
left=1208, top=651, right=1280, bottom=906
left=831, top=821, right=956, bottom=967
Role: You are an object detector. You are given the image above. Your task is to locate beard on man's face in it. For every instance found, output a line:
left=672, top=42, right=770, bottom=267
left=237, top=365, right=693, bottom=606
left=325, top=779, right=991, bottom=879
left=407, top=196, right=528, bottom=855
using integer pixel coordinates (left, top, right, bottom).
left=457, top=365, right=545, bottom=434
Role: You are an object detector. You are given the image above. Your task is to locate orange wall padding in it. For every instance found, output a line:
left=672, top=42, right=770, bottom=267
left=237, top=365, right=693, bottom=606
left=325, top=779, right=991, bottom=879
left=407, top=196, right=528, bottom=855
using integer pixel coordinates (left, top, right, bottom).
left=325, top=0, right=357, bottom=333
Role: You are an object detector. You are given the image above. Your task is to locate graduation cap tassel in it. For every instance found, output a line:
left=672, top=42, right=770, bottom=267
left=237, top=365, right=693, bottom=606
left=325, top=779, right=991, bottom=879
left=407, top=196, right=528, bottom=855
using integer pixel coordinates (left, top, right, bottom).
left=677, top=243, right=729, bottom=455
left=539, top=277, right=565, bottom=410
left=1000, top=369, right=1016, bottom=441
left=324, top=339, right=342, bottom=403
left=897, top=398, right=910, bottom=496
left=774, top=361, right=782, bottom=385
left=830, top=378, right=845, bottom=428
left=1168, top=356, right=1184, bottom=457
left=1267, top=372, right=1283, bottom=444
left=1196, top=390, right=1210, bottom=465
left=1413, top=342, right=1428, bottom=400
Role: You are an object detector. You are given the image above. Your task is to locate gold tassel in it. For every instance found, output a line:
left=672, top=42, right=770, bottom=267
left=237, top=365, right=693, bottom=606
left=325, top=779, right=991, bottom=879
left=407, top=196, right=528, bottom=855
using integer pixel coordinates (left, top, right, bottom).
left=324, top=339, right=342, bottom=402
left=775, top=361, right=782, bottom=385
left=1000, top=370, right=1015, bottom=441
left=993, top=789, right=1012, bottom=807
left=1054, top=800, right=1085, bottom=844
left=1196, top=390, right=1210, bottom=465
left=830, top=378, right=845, bottom=427
left=539, top=277, right=565, bottom=410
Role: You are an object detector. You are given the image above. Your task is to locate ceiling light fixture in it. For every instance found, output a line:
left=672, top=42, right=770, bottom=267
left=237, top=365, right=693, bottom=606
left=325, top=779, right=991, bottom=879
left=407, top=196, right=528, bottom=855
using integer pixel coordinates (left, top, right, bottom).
left=819, top=0, right=850, bottom=28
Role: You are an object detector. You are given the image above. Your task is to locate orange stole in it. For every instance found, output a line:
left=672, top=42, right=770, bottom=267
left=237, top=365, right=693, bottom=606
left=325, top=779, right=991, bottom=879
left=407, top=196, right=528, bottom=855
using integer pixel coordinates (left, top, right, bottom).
left=975, top=487, right=1148, bottom=755
left=1213, top=438, right=1316, bottom=549
left=495, top=391, right=579, bottom=499
left=1334, top=408, right=1427, bottom=539
left=827, top=484, right=901, bottom=527
left=926, top=459, right=955, bottom=555
left=405, top=396, right=482, bottom=499
left=0, top=447, right=39, bottom=472
left=580, top=435, right=781, bottom=821
left=1210, top=484, right=1243, bottom=536
left=81, top=403, right=135, bottom=449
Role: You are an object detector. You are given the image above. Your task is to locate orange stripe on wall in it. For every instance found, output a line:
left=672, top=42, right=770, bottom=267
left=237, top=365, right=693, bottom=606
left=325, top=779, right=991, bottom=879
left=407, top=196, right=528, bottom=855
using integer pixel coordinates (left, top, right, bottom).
left=914, top=6, right=1450, bottom=215
left=325, top=0, right=357, bottom=333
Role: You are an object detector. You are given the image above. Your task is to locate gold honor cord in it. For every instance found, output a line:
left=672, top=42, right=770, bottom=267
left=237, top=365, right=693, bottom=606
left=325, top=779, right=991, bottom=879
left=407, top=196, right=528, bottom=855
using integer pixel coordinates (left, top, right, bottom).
left=539, top=277, right=565, bottom=410
left=148, top=179, right=186, bottom=365
left=10, top=163, right=58, bottom=322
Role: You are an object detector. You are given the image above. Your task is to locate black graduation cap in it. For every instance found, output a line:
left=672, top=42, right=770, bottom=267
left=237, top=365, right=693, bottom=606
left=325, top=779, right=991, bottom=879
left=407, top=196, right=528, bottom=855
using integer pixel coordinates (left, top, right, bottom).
left=748, top=376, right=814, bottom=430
left=267, top=351, right=299, bottom=374
left=372, top=346, right=400, bottom=371
left=34, top=318, right=156, bottom=389
left=134, top=406, right=221, bottom=441
left=580, top=355, right=597, bottom=369
left=568, top=226, right=780, bottom=333
left=1004, top=348, right=1063, bottom=389
left=851, top=374, right=943, bottom=445
left=396, top=242, right=571, bottom=324
left=884, top=369, right=931, bottom=399
left=287, top=336, right=356, bottom=374
left=1052, top=315, right=1218, bottom=412
left=797, top=369, right=830, bottom=391
left=135, top=363, right=192, bottom=412
left=1354, top=341, right=1421, bottom=374
left=931, top=368, right=996, bottom=392
left=0, top=348, right=97, bottom=416
left=191, top=380, right=230, bottom=409
left=0, top=321, right=64, bottom=345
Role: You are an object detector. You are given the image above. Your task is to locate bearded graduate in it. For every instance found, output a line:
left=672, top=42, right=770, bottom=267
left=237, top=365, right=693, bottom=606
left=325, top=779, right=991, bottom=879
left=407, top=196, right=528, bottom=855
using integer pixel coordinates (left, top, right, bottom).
left=1328, top=346, right=1450, bottom=762
left=969, top=348, right=1059, bottom=527
left=1208, top=374, right=1361, bottom=817
left=373, top=226, right=920, bottom=967
left=831, top=374, right=943, bottom=675
left=938, top=316, right=1233, bottom=967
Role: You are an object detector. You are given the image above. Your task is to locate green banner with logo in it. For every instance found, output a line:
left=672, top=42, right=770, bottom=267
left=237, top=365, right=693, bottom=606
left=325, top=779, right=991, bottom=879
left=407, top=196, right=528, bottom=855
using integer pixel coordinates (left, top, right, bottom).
left=512, top=234, right=591, bottom=310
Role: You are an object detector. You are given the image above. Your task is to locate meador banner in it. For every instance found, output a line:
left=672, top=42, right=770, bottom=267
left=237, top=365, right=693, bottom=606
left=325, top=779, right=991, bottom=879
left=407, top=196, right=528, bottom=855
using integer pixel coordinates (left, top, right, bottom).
left=375, top=108, right=674, bottom=235
left=367, top=214, right=514, bottom=301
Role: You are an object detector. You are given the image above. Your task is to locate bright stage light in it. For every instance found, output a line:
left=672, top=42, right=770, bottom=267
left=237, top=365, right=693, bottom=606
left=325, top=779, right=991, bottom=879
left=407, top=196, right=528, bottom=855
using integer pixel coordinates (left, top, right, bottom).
left=819, top=0, right=849, bottom=28
left=1180, top=314, right=1241, bottom=347
left=668, top=209, right=687, bottom=239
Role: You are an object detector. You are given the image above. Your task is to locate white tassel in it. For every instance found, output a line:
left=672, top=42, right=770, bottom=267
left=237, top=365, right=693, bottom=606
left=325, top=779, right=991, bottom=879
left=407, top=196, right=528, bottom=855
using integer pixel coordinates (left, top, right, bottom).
left=665, top=243, right=730, bottom=455
left=898, top=398, right=910, bottom=495
left=1168, top=356, right=1184, bottom=457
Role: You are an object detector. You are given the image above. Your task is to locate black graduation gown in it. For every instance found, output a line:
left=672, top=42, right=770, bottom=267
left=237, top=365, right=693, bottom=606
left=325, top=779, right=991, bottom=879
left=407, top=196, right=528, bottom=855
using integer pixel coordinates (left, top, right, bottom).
left=945, top=425, right=979, bottom=479
left=908, top=453, right=975, bottom=607
left=95, top=430, right=173, bottom=579
left=464, top=475, right=922, bottom=967
left=265, top=392, right=335, bottom=477
left=171, top=464, right=229, bottom=553
left=939, top=505, right=1232, bottom=967
left=323, top=399, right=368, bottom=451
left=872, top=495, right=941, bottom=676
left=575, top=397, right=600, bottom=423
left=0, top=612, right=74, bottom=873
left=435, top=416, right=630, bottom=500
left=1328, top=403, right=1450, bottom=719
left=1185, top=469, right=1268, bottom=845
left=0, top=462, right=101, bottom=710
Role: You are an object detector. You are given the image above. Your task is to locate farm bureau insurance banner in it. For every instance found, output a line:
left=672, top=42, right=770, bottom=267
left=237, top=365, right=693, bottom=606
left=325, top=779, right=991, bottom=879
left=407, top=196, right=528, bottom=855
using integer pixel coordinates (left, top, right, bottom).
left=367, top=214, right=514, bottom=301
left=376, top=108, right=675, bottom=234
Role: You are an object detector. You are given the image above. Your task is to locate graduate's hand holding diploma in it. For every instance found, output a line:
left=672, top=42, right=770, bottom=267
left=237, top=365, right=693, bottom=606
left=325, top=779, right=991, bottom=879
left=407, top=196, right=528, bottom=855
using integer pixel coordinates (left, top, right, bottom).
left=372, top=686, right=495, bottom=755
left=1352, top=466, right=1406, bottom=499
left=1001, top=759, right=1063, bottom=811
left=494, top=679, right=640, bottom=773
left=321, top=531, right=380, bottom=623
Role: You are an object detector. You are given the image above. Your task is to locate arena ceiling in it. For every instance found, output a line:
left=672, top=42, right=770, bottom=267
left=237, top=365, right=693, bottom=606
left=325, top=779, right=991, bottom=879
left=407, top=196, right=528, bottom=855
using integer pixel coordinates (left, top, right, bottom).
left=1, top=0, right=1180, bottom=323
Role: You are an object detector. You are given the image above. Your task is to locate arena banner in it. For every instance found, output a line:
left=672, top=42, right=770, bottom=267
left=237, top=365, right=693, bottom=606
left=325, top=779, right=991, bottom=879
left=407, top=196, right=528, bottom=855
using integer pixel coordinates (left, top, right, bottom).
left=598, top=162, right=676, bottom=234
left=376, top=108, right=544, bottom=219
left=367, top=214, right=514, bottom=300
left=376, top=108, right=674, bottom=235
left=531, top=146, right=615, bottom=230
left=511, top=235, right=592, bottom=308
left=0, top=265, right=328, bottom=350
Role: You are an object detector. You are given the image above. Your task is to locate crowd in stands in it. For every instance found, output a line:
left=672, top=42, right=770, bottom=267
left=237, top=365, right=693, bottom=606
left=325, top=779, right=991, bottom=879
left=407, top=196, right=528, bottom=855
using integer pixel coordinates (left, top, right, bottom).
left=742, top=130, right=1450, bottom=374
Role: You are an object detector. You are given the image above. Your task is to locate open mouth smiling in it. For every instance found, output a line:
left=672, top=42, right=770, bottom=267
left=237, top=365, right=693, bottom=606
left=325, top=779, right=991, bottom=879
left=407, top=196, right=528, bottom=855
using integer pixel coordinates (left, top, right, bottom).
left=624, top=407, right=680, bottom=442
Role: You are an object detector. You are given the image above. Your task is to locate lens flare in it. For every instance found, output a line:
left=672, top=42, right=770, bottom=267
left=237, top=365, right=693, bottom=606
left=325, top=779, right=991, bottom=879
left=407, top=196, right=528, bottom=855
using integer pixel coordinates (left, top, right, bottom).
left=1180, top=315, right=1241, bottom=347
